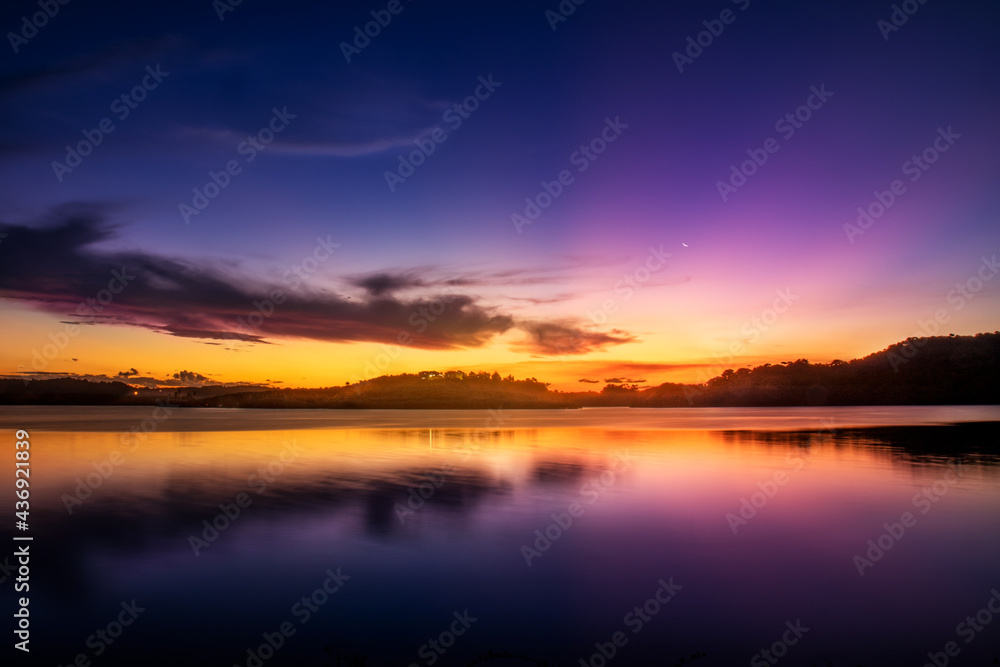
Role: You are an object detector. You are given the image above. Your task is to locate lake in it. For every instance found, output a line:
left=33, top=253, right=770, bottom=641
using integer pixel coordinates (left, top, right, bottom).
left=3, top=406, right=1000, bottom=666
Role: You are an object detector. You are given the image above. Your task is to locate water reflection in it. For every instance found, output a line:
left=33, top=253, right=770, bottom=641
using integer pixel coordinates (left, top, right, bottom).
left=2, top=411, right=999, bottom=665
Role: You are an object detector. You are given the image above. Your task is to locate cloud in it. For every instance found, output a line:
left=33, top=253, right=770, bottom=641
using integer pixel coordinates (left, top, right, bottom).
left=1, top=206, right=627, bottom=354
left=267, top=132, right=435, bottom=158
left=172, top=126, right=435, bottom=159
left=255, top=78, right=456, bottom=159
left=504, top=293, right=580, bottom=306
left=350, top=271, right=429, bottom=296
left=171, top=79, right=447, bottom=160
left=513, top=322, right=636, bottom=356
left=0, top=36, right=248, bottom=159
left=344, top=265, right=593, bottom=300
left=0, top=35, right=182, bottom=97
left=116, top=368, right=140, bottom=378
left=173, top=370, right=208, bottom=383
left=0, top=35, right=245, bottom=99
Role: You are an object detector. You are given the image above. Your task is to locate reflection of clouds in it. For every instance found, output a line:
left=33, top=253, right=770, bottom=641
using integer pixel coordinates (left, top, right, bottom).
left=363, top=469, right=506, bottom=535
left=20, top=462, right=515, bottom=598
left=532, top=460, right=589, bottom=484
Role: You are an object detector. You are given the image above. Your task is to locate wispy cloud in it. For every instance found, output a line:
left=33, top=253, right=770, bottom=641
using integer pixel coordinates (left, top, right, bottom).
left=513, top=321, right=636, bottom=356
left=172, top=126, right=434, bottom=158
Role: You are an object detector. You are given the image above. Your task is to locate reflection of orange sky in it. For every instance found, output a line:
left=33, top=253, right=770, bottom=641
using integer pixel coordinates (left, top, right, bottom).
left=27, top=425, right=1000, bottom=517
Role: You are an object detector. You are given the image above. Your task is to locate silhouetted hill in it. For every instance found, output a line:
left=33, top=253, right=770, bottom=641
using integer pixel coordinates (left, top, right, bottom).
left=206, top=372, right=567, bottom=409
left=2, top=333, right=998, bottom=408
left=650, top=332, right=1000, bottom=407
left=0, top=378, right=133, bottom=405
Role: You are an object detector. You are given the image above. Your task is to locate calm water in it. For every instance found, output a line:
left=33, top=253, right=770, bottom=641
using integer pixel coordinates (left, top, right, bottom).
left=3, top=406, right=1000, bottom=666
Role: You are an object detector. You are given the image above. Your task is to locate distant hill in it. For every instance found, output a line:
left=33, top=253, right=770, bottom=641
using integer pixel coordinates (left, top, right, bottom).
left=2, top=333, right=998, bottom=408
left=638, top=332, right=1000, bottom=407
left=0, top=378, right=133, bottom=405
left=207, top=373, right=565, bottom=410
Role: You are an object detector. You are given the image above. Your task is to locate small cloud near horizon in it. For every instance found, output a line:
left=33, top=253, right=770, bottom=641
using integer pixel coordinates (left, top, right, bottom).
left=4, top=370, right=265, bottom=389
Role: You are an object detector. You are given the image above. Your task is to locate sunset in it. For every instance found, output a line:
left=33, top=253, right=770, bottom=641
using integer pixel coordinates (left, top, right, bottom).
left=2, top=0, right=998, bottom=390
left=1, top=0, right=999, bottom=665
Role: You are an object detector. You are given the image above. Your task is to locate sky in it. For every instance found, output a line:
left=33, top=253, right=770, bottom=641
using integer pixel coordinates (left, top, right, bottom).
left=1, top=0, right=998, bottom=390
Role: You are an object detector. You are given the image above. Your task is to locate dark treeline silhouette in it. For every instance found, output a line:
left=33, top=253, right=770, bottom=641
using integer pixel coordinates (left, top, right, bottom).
left=208, top=371, right=557, bottom=409
left=654, top=332, right=1000, bottom=408
left=2, top=333, right=998, bottom=408
left=0, top=377, right=133, bottom=405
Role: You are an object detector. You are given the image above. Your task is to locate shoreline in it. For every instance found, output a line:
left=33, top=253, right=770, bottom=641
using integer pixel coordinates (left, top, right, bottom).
left=2, top=404, right=999, bottom=434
